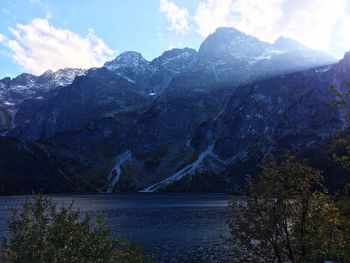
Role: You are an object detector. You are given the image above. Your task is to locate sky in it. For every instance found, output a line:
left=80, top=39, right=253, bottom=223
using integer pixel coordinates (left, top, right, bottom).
left=0, top=0, right=350, bottom=78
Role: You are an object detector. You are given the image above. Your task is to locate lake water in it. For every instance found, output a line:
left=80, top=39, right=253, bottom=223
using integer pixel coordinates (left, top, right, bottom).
left=0, top=193, right=236, bottom=262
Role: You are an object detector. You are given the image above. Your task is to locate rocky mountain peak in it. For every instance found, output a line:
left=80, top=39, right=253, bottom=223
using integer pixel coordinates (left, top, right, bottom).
left=273, top=36, right=305, bottom=51
left=0, top=77, right=11, bottom=86
left=12, top=73, right=36, bottom=86
left=42, top=70, right=54, bottom=76
left=104, top=51, right=150, bottom=72
left=154, top=48, right=197, bottom=61
left=53, top=68, right=86, bottom=81
left=343, top=51, right=350, bottom=64
left=35, top=68, right=85, bottom=87
left=198, top=27, right=270, bottom=61
left=151, top=48, right=198, bottom=72
left=334, top=50, right=350, bottom=77
left=209, top=27, right=248, bottom=38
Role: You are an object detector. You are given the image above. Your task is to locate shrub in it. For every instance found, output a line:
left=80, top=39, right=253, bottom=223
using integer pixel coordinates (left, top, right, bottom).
left=0, top=195, right=153, bottom=263
left=228, top=153, right=349, bottom=262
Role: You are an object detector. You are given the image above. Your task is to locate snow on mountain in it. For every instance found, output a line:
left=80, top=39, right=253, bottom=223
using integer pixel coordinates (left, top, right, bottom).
left=106, top=150, right=132, bottom=193
left=140, top=144, right=216, bottom=192
left=104, top=51, right=151, bottom=73
left=46, top=68, right=86, bottom=88
left=0, top=68, right=85, bottom=105
left=151, top=48, right=199, bottom=74
left=0, top=68, right=85, bottom=131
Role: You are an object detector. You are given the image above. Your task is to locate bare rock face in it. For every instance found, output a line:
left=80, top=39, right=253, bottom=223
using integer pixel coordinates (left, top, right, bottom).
left=0, top=68, right=85, bottom=133
left=0, top=27, right=348, bottom=194
left=333, top=51, right=350, bottom=86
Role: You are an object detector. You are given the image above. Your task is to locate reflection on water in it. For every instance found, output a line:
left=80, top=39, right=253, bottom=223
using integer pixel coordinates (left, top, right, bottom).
left=0, top=193, right=236, bottom=262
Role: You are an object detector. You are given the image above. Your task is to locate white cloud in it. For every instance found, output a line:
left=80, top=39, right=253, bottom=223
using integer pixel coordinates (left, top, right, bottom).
left=0, top=33, right=6, bottom=43
left=336, top=16, right=350, bottom=54
left=227, top=0, right=284, bottom=42
left=194, top=0, right=236, bottom=37
left=193, top=0, right=348, bottom=52
left=275, top=0, right=346, bottom=51
left=157, top=0, right=350, bottom=57
left=159, top=0, right=190, bottom=35
left=0, top=18, right=115, bottom=74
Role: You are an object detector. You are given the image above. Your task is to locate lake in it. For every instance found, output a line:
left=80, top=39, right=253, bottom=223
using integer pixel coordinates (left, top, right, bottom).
left=0, top=193, right=237, bottom=262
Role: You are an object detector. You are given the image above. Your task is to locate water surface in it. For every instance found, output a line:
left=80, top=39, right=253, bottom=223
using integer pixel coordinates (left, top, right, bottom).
left=0, top=193, right=236, bottom=262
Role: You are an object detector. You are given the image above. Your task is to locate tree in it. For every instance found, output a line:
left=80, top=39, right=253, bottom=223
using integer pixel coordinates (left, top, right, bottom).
left=228, top=153, right=348, bottom=262
left=330, top=82, right=350, bottom=259
left=0, top=195, right=153, bottom=263
left=330, top=83, right=350, bottom=171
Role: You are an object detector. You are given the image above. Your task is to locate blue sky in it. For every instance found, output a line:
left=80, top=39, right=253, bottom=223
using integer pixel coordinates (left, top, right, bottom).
left=1, top=0, right=350, bottom=78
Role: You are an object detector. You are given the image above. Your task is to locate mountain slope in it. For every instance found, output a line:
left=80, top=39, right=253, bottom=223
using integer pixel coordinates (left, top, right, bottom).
left=0, top=27, right=346, bottom=194
left=0, top=68, right=85, bottom=132
left=0, top=136, right=88, bottom=195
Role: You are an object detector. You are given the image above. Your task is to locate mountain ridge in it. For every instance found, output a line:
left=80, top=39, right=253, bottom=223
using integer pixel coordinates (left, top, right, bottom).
left=0, top=27, right=348, bottom=195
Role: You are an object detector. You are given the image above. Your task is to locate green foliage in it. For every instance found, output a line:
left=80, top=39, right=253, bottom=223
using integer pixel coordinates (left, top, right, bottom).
left=330, top=82, right=350, bottom=170
left=329, top=82, right=350, bottom=260
left=0, top=195, right=153, bottom=263
left=332, top=137, right=350, bottom=171
left=229, top=153, right=349, bottom=263
left=334, top=184, right=350, bottom=261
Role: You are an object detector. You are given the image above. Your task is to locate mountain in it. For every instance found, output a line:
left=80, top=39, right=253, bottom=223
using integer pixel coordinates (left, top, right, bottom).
left=273, top=36, right=305, bottom=51
left=198, top=27, right=336, bottom=82
left=127, top=62, right=347, bottom=192
left=199, top=27, right=271, bottom=61
left=0, top=68, right=85, bottom=131
left=0, top=27, right=347, bottom=195
left=0, top=136, right=88, bottom=195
